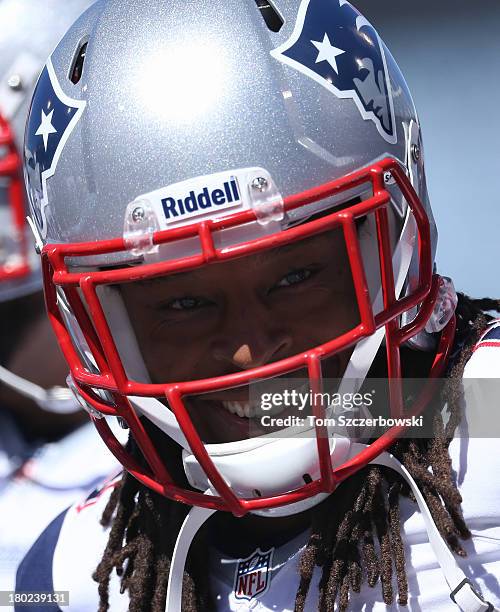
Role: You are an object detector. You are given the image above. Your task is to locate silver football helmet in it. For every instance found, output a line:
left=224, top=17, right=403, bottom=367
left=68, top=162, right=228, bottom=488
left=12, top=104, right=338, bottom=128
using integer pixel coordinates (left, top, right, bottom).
left=0, top=0, right=96, bottom=412
left=24, top=0, right=457, bottom=513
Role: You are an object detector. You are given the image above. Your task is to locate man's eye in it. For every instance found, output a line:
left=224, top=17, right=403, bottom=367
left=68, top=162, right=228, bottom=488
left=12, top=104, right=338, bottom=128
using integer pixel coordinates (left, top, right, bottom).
left=167, top=297, right=208, bottom=311
left=275, top=268, right=313, bottom=288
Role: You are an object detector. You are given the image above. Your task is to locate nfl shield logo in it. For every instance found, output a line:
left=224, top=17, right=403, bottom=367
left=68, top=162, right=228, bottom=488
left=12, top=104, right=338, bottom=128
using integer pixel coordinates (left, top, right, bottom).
left=233, top=548, right=274, bottom=602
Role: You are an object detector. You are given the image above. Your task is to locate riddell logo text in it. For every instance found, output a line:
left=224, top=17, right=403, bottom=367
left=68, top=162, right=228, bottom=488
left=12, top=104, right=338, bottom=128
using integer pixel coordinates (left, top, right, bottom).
left=161, top=178, right=240, bottom=221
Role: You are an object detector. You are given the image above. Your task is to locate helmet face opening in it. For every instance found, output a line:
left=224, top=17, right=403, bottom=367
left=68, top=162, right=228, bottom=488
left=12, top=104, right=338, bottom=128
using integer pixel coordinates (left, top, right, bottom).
left=41, top=158, right=453, bottom=516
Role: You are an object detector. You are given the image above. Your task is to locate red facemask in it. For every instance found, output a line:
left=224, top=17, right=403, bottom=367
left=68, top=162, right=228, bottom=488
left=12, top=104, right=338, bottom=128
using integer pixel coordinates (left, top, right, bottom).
left=42, top=158, right=455, bottom=516
left=0, top=112, right=30, bottom=283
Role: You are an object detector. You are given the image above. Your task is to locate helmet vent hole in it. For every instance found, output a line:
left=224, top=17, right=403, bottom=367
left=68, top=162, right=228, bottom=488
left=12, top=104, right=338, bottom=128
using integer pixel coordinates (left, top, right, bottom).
left=253, top=489, right=262, bottom=497
left=70, top=42, right=88, bottom=84
left=302, top=473, right=312, bottom=484
left=254, top=0, right=284, bottom=33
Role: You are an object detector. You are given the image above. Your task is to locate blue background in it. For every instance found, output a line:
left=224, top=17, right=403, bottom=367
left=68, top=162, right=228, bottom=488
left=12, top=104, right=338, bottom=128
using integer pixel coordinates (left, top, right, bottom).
left=353, top=0, right=500, bottom=299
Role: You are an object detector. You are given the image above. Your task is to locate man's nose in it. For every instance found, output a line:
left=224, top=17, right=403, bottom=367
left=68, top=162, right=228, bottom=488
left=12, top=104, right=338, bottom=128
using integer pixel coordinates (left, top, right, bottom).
left=212, top=301, right=292, bottom=370
left=228, top=339, right=291, bottom=369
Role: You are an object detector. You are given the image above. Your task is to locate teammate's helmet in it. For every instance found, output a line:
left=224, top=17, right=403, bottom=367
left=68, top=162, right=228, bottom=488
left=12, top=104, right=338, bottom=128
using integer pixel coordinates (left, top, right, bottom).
left=24, top=0, right=457, bottom=515
left=0, top=0, right=96, bottom=412
left=0, top=0, right=95, bottom=302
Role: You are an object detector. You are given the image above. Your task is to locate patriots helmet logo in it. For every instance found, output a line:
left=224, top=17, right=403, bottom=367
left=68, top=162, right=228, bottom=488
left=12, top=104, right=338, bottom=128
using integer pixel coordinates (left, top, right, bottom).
left=24, top=58, right=86, bottom=238
left=271, top=0, right=397, bottom=144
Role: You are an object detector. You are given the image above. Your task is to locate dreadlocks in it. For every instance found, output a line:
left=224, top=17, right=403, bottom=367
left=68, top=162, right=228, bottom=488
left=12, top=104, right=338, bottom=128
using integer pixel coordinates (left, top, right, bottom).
left=94, top=293, right=500, bottom=612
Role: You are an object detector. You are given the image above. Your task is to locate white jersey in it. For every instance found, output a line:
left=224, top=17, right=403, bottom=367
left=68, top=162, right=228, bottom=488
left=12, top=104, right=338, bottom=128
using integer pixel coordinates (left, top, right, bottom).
left=463, top=319, right=500, bottom=378
left=15, top=329, right=500, bottom=611
left=0, top=416, right=121, bottom=595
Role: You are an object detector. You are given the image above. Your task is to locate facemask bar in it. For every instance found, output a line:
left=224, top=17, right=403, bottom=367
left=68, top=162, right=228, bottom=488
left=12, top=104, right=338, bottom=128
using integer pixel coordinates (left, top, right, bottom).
left=0, top=112, right=30, bottom=282
left=41, top=158, right=455, bottom=516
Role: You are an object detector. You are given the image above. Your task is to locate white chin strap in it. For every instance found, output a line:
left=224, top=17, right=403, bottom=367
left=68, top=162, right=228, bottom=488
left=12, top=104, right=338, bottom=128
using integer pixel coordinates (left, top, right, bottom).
left=165, top=444, right=496, bottom=612
left=0, top=364, right=80, bottom=414
left=374, top=449, right=495, bottom=612
left=183, top=435, right=351, bottom=517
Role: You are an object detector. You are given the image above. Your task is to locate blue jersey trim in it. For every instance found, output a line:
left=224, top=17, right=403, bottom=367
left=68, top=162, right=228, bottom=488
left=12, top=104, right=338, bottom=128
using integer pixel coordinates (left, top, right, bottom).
left=482, top=326, right=500, bottom=341
left=15, top=508, right=68, bottom=611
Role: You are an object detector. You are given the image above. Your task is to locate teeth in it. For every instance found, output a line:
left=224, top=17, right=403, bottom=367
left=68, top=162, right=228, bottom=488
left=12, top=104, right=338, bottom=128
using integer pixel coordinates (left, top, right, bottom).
left=220, top=399, right=288, bottom=419
left=222, top=400, right=258, bottom=419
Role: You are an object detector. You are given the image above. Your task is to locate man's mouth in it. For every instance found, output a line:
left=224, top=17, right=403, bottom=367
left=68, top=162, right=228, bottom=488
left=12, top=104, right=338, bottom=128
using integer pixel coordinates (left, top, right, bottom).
left=183, top=396, right=293, bottom=444
left=181, top=355, right=345, bottom=444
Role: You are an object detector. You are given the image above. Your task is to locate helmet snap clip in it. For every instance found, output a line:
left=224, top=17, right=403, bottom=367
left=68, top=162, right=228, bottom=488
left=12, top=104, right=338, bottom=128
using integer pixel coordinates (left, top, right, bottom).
left=248, top=172, right=284, bottom=225
left=425, top=276, right=458, bottom=333
left=123, top=199, right=160, bottom=257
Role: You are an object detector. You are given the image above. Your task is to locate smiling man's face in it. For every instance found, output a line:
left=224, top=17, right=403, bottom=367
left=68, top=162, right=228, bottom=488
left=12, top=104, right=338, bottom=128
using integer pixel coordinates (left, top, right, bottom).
left=119, top=227, right=361, bottom=443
